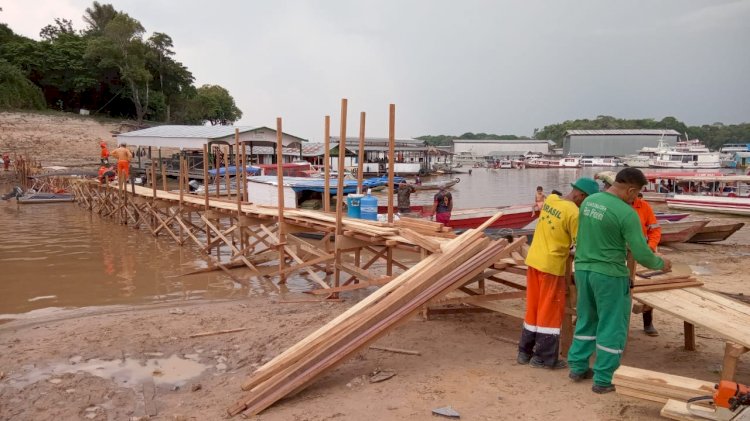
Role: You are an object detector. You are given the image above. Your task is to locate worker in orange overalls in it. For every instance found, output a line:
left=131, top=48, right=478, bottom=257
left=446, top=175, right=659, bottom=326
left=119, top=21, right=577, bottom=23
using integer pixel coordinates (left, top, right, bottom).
left=110, top=142, right=133, bottom=180
left=517, top=177, right=600, bottom=369
left=632, top=192, right=662, bottom=336
left=100, top=141, right=110, bottom=164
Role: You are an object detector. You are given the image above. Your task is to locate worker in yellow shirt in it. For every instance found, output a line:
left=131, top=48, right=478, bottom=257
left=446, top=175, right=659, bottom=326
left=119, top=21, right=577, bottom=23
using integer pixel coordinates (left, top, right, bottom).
left=518, top=177, right=600, bottom=369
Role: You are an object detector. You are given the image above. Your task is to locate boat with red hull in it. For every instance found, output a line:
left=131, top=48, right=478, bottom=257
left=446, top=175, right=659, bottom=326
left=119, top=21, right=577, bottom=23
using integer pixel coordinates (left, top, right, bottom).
left=379, top=204, right=539, bottom=229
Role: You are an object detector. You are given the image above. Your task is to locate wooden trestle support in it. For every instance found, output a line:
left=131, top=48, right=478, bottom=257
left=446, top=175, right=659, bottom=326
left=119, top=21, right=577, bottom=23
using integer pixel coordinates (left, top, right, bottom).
left=70, top=181, right=520, bottom=295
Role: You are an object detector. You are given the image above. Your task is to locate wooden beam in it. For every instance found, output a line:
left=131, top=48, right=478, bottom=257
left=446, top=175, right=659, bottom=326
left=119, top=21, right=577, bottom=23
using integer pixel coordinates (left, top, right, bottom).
left=387, top=103, right=395, bottom=223
left=357, top=111, right=365, bottom=193
left=276, top=118, right=287, bottom=284
left=333, top=98, right=348, bottom=291
left=323, top=115, right=331, bottom=213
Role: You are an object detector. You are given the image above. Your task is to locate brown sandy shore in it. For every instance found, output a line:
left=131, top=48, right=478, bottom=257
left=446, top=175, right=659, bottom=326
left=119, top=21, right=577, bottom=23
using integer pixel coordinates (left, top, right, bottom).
left=1, top=112, right=750, bottom=420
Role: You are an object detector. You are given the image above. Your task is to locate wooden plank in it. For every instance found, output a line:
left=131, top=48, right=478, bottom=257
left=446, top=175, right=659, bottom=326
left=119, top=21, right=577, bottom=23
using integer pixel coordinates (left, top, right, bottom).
left=470, top=300, right=525, bottom=319
left=323, top=115, right=331, bottom=213
left=306, top=278, right=391, bottom=295
left=613, top=366, right=716, bottom=397
left=660, top=399, right=716, bottom=421
left=632, top=281, right=703, bottom=293
left=399, top=228, right=442, bottom=254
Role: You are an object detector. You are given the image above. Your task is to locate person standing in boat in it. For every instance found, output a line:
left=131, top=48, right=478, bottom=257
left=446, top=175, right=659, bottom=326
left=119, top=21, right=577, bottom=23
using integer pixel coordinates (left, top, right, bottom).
left=430, top=184, right=452, bottom=224
left=397, top=180, right=416, bottom=214
left=517, top=177, right=599, bottom=370
left=531, top=186, right=546, bottom=216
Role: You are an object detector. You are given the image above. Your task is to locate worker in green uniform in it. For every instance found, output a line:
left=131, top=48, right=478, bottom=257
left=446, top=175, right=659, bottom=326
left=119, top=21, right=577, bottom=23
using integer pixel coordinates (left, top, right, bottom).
left=567, top=168, right=672, bottom=394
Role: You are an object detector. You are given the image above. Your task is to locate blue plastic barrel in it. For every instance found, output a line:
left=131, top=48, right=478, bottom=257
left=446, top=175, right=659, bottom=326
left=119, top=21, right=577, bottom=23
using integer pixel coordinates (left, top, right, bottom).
left=360, top=193, right=378, bottom=221
left=346, top=194, right=363, bottom=218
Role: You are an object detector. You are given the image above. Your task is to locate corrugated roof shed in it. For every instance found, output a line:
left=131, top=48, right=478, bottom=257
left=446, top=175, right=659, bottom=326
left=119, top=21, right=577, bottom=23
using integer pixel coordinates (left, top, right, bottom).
left=565, top=129, right=681, bottom=136
left=452, top=139, right=549, bottom=144
left=118, top=125, right=307, bottom=149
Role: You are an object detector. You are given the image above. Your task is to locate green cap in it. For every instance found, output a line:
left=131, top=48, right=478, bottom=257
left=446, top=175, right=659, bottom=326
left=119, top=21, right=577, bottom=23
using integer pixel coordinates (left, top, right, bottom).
left=571, top=177, right=600, bottom=196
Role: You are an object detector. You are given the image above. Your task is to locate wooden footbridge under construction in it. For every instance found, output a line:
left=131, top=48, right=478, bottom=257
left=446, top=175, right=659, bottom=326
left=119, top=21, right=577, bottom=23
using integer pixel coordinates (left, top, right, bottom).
left=68, top=99, right=749, bottom=418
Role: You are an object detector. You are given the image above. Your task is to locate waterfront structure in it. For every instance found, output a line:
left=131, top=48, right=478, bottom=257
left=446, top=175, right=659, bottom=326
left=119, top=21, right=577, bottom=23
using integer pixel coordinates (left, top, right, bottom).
left=563, top=129, right=680, bottom=156
left=453, top=139, right=551, bottom=158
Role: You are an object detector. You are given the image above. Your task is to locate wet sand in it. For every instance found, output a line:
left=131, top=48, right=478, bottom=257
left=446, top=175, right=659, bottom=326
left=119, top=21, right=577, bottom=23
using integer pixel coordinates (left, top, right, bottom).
left=2, top=112, right=750, bottom=420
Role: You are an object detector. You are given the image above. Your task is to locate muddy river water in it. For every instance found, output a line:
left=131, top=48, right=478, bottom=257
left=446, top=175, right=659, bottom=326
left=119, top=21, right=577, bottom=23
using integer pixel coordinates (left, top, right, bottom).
left=1, top=167, right=747, bottom=319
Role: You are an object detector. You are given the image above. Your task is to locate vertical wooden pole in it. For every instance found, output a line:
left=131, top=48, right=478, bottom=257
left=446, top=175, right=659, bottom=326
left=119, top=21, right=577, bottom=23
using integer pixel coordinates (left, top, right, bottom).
left=151, top=159, right=157, bottom=199
left=159, top=148, right=166, bottom=191
left=323, top=116, right=331, bottom=212
left=235, top=129, right=242, bottom=212
left=357, top=112, right=366, bottom=194
left=241, top=142, right=248, bottom=202
left=215, top=147, right=220, bottom=198
left=684, top=322, right=696, bottom=351
left=203, top=144, right=211, bottom=255
left=224, top=147, right=230, bottom=197
left=276, top=118, right=287, bottom=284
left=333, top=99, right=348, bottom=290
left=387, top=104, right=395, bottom=223
left=178, top=155, right=184, bottom=205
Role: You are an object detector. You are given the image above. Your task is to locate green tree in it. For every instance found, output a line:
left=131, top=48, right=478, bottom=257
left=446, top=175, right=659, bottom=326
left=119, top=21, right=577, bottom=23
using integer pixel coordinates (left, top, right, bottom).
left=193, top=84, right=242, bottom=125
left=86, top=13, right=152, bottom=123
left=39, top=18, right=74, bottom=41
left=0, top=59, right=45, bottom=109
left=82, top=1, right=118, bottom=35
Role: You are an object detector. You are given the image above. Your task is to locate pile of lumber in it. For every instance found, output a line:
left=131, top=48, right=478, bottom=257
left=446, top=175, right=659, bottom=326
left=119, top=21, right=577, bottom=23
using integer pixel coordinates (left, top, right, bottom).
left=632, top=269, right=702, bottom=294
left=613, top=366, right=715, bottom=404
left=226, top=222, right=521, bottom=417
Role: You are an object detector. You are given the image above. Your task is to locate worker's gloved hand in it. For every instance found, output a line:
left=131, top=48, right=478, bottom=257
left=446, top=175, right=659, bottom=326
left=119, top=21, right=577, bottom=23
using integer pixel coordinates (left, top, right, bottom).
left=661, top=258, right=673, bottom=272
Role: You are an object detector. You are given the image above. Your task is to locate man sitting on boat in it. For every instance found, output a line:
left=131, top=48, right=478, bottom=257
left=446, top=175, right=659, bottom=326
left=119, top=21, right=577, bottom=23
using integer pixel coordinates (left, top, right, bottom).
left=430, top=184, right=453, bottom=224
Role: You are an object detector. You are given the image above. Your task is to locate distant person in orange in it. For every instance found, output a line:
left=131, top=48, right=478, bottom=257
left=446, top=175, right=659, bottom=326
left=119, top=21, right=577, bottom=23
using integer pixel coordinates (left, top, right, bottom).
left=97, top=164, right=116, bottom=184
left=631, top=192, right=662, bottom=336
left=100, top=141, right=110, bottom=164
left=2, top=153, right=9, bottom=171
left=110, top=143, right=133, bottom=180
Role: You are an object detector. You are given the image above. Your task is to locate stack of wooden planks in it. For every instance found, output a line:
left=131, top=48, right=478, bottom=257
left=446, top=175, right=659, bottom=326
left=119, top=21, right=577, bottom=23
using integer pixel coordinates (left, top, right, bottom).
left=226, top=224, right=520, bottom=417
left=613, top=366, right=715, bottom=404
left=632, top=266, right=702, bottom=293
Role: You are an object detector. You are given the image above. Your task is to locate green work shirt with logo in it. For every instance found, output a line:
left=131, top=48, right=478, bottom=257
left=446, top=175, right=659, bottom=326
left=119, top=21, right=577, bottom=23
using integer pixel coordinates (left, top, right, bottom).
left=575, top=192, right=664, bottom=277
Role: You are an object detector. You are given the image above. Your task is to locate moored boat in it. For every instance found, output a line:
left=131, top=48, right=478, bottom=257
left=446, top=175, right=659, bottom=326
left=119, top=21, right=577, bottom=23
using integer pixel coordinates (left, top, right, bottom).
left=687, top=222, right=745, bottom=243
left=659, top=220, right=710, bottom=244
left=17, top=192, right=75, bottom=204
left=409, top=178, right=460, bottom=191
left=650, top=139, right=721, bottom=169
left=378, top=203, right=539, bottom=230
left=664, top=175, right=750, bottom=216
left=667, top=195, right=750, bottom=216
left=655, top=212, right=689, bottom=222
left=525, top=156, right=581, bottom=168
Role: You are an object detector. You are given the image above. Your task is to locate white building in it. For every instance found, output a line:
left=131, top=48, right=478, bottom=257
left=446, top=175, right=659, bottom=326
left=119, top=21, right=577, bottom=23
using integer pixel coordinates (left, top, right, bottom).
left=452, top=139, right=551, bottom=157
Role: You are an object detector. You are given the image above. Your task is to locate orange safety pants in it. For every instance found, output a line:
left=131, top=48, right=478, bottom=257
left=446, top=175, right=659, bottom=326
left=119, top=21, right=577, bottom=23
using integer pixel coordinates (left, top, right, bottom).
left=117, top=160, right=130, bottom=178
left=518, top=266, right=566, bottom=365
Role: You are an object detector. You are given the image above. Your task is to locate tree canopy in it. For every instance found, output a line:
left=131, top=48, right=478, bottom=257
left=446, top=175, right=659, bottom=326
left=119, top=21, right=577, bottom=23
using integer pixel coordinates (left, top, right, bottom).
left=0, top=2, right=241, bottom=126
left=417, top=132, right=530, bottom=146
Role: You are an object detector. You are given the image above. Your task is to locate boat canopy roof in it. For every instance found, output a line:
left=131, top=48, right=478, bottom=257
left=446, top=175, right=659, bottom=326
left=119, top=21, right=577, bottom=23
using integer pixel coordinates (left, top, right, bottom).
left=672, top=175, right=750, bottom=183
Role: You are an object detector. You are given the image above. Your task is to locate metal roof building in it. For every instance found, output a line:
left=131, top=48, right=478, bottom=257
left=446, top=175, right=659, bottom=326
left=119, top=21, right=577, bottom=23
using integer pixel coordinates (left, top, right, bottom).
left=452, top=139, right=551, bottom=156
left=563, top=129, right=681, bottom=156
left=117, top=125, right=307, bottom=149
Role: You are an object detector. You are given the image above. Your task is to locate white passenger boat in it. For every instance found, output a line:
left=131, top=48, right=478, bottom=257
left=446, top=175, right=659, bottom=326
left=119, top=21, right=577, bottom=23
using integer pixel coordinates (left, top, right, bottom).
left=665, top=175, right=750, bottom=216
left=622, top=137, right=670, bottom=168
left=581, top=157, right=620, bottom=167
left=650, top=139, right=721, bottom=169
left=525, top=156, right=581, bottom=168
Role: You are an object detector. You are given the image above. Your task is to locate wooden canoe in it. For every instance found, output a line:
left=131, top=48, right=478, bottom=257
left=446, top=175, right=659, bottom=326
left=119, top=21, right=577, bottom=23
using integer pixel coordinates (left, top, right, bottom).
left=687, top=222, right=745, bottom=243
left=659, top=220, right=710, bottom=244
left=412, top=178, right=460, bottom=191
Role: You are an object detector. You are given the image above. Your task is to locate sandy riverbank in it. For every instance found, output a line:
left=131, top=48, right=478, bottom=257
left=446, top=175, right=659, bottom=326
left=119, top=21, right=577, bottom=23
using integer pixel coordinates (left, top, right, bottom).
left=2, top=111, right=750, bottom=420
left=1, top=230, right=750, bottom=420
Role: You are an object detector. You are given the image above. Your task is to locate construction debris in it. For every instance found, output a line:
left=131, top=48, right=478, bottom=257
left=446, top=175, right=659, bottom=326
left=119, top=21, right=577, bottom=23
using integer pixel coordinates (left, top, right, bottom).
left=432, top=406, right=461, bottom=418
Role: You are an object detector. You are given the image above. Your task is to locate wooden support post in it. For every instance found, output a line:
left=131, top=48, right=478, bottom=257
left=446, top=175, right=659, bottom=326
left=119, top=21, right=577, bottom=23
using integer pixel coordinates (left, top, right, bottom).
left=215, top=146, right=221, bottom=198
left=151, top=159, right=157, bottom=199
left=721, top=342, right=748, bottom=381
left=561, top=256, right=575, bottom=357
left=179, top=155, right=184, bottom=204
left=387, top=104, right=395, bottom=223
left=241, top=141, right=248, bottom=202
left=276, top=118, right=287, bottom=284
left=235, top=129, right=241, bottom=213
left=224, top=147, right=230, bottom=197
left=684, top=322, right=695, bottom=351
left=357, top=111, right=366, bottom=194
left=323, top=115, right=331, bottom=213
left=333, top=99, right=348, bottom=290
left=203, top=144, right=211, bottom=253
left=159, top=148, right=166, bottom=191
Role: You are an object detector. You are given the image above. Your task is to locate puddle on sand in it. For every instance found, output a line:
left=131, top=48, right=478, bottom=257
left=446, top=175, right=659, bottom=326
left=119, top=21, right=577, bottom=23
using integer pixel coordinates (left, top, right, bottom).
left=3, top=355, right=209, bottom=389
left=689, top=265, right=713, bottom=275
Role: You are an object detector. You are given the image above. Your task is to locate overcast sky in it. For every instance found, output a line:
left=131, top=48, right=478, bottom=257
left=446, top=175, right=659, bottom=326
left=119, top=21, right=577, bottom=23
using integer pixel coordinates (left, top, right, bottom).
left=3, top=0, right=749, bottom=140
